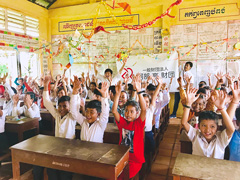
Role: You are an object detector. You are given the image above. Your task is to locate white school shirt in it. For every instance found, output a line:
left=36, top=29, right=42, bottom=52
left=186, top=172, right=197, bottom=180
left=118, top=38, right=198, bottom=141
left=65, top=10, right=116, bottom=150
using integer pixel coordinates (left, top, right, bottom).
left=43, top=91, right=77, bottom=139
left=70, top=94, right=109, bottom=143
left=145, top=105, right=155, bottom=132
left=0, top=110, right=6, bottom=133
left=2, top=82, right=15, bottom=116
left=87, top=90, right=95, bottom=100
left=12, top=103, right=41, bottom=120
left=154, top=90, right=170, bottom=129
left=96, top=73, right=121, bottom=86
left=187, top=125, right=231, bottom=159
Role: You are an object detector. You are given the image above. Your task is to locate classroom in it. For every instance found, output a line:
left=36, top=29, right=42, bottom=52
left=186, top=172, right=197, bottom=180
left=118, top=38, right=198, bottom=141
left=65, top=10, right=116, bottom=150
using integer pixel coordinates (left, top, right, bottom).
left=0, top=0, right=240, bottom=180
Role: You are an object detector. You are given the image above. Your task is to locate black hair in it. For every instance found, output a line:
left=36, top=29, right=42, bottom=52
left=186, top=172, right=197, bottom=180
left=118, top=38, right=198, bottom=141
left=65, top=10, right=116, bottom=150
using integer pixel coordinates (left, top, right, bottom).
left=143, top=93, right=152, bottom=104
left=86, top=100, right=101, bottom=113
left=11, top=87, right=17, bottom=94
left=147, top=83, right=156, bottom=91
left=199, top=111, right=218, bottom=125
left=98, top=83, right=102, bottom=89
left=228, top=91, right=233, bottom=96
left=235, top=107, right=240, bottom=123
left=197, top=88, right=207, bottom=95
left=58, top=96, right=70, bottom=104
left=109, top=86, right=116, bottom=95
left=124, top=100, right=140, bottom=112
left=94, top=89, right=102, bottom=96
left=199, top=81, right=207, bottom=88
left=26, top=92, right=36, bottom=102
left=121, top=90, right=129, bottom=99
left=18, top=78, right=23, bottom=81
left=128, top=84, right=134, bottom=91
left=90, top=82, right=97, bottom=87
left=39, top=86, right=44, bottom=90
left=185, top=61, right=193, bottom=68
left=203, top=86, right=211, bottom=90
left=57, top=87, right=65, bottom=94
left=50, top=82, right=55, bottom=85
left=104, top=68, right=113, bottom=75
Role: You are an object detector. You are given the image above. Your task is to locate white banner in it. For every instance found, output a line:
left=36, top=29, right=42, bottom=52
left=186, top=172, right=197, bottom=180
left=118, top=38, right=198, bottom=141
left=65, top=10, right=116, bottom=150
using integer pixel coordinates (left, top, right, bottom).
left=116, top=52, right=179, bottom=92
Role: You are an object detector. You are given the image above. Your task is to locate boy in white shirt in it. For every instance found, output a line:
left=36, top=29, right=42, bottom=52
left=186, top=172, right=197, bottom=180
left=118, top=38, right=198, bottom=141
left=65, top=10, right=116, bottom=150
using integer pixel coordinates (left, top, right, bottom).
left=0, top=109, right=8, bottom=154
left=12, top=92, right=41, bottom=120
left=71, top=76, right=109, bottom=143
left=181, top=87, right=235, bottom=159
left=143, top=76, right=161, bottom=153
left=36, top=75, right=80, bottom=180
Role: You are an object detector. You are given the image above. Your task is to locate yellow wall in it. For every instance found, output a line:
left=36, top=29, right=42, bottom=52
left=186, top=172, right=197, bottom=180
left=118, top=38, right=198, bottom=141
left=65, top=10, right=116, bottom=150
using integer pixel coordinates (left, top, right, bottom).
left=0, top=0, right=49, bottom=41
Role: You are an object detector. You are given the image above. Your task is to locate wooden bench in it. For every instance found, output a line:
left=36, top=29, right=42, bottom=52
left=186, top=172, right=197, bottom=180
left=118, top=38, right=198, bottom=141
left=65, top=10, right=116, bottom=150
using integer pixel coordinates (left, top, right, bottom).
left=172, top=153, right=240, bottom=180
left=0, top=151, right=11, bottom=166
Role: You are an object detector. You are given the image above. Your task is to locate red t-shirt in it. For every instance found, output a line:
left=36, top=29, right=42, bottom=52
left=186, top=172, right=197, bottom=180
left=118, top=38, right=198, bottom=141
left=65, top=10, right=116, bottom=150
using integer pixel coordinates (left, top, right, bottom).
left=116, top=116, right=145, bottom=164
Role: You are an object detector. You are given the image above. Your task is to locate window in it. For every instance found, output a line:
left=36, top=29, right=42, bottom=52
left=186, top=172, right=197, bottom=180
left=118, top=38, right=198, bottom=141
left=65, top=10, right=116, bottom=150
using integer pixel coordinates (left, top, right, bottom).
left=0, top=7, right=39, bottom=37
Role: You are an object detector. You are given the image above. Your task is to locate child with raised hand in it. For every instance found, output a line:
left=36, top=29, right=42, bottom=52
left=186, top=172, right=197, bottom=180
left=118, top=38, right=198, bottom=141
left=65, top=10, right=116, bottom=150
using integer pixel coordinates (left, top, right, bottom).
left=41, top=75, right=78, bottom=180
left=226, top=78, right=240, bottom=162
left=12, top=92, right=41, bottom=119
left=112, top=74, right=146, bottom=179
left=70, top=76, right=109, bottom=143
left=181, top=87, right=235, bottom=159
left=143, top=76, right=162, bottom=153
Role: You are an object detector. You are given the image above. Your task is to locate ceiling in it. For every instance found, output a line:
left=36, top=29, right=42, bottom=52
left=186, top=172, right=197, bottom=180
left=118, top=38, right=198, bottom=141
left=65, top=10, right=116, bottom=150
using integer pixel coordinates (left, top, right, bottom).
left=28, top=0, right=102, bottom=9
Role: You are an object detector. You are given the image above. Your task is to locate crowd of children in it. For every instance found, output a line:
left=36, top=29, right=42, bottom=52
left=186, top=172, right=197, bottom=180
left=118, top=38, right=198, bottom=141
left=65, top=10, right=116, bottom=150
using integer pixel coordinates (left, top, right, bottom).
left=0, top=56, right=240, bottom=179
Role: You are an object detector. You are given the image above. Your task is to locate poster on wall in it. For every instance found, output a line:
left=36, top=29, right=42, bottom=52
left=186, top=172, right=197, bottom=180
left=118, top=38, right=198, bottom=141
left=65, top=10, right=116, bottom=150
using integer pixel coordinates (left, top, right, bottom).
left=170, top=24, right=197, bottom=61
left=153, top=27, right=162, bottom=54
left=198, top=21, right=227, bottom=60
left=116, top=51, right=179, bottom=92
left=227, top=20, right=240, bottom=57
left=197, top=60, right=227, bottom=86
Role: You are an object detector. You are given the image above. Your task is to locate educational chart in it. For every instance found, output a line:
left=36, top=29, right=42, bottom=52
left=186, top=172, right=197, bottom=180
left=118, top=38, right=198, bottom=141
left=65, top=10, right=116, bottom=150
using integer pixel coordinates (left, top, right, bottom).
left=170, top=20, right=240, bottom=85
left=227, top=20, right=240, bottom=57
left=51, top=27, right=161, bottom=75
left=197, top=21, right=227, bottom=60
left=170, top=24, right=197, bottom=61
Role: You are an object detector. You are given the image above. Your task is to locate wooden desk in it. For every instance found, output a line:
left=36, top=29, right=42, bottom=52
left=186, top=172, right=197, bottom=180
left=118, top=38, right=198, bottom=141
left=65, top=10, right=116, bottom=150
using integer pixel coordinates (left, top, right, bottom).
left=103, top=123, right=119, bottom=144
left=75, top=123, right=120, bottom=144
left=179, top=130, right=192, bottom=154
left=11, top=135, right=130, bottom=180
left=5, top=116, right=39, bottom=142
left=172, top=153, right=240, bottom=180
left=40, top=110, right=55, bottom=136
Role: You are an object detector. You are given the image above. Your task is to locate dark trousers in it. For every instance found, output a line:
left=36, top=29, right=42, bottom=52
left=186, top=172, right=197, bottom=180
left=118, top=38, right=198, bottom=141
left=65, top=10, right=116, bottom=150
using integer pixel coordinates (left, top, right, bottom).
left=33, top=166, right=44, bottom=180
left=145, top=131, right=155, bottom=154
left=172, top=92, right=180, bottom=116
left=0, top=132, right=9, bottom=154
left=47, top=168, right=73, bottom=180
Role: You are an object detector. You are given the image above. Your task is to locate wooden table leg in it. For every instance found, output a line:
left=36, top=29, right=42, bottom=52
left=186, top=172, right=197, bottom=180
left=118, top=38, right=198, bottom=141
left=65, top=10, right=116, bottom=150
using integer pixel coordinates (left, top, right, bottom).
left=173, top=175, right=181, bottom=180
left=18, top=131, right=23, bottom=142
left=122, top=163, right=129, bottom=180
left=12, top=151, right=20, bottom=180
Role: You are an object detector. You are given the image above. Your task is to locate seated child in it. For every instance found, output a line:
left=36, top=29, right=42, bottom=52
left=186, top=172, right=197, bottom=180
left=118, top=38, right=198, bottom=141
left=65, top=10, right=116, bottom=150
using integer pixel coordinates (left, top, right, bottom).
left=0, top=108, right=8, bottom=154
left=112, top=76, right=146, bottom=179
left=226, top=83, right=240, bottom=162
left=70, top=76, right=109, bottom=143
left=39, top=75, right=80, bottom=180
left=143, top=76, right=162, bottom=153
left=12, top=92, right=41, bottom=120
left=181, top=88, right=235, bottom=159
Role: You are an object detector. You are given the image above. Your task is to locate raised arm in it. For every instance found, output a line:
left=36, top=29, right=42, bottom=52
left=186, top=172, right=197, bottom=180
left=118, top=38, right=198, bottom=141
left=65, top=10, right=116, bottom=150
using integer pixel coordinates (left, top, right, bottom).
left=112, top=81, right=122, bottom=122
left=226, top=75, right=239, bottom=120
left=96, top=82, right=110, bottom=126
left=94, top=62, right=98, bottom=76
left=70, top=76, right=84, bottom=125
left=53, top=75, right=61, bottom=98
left=43, top=75, right=58, bottom=118
left=151, top=76, right=162, bottom=107
left=181, top=87, right=199, bottom=132
left=212, top=90, right=235, bottom=138
left=133, top=75, right=146, bottom=121
left=118, top=57, right=127, bottom=74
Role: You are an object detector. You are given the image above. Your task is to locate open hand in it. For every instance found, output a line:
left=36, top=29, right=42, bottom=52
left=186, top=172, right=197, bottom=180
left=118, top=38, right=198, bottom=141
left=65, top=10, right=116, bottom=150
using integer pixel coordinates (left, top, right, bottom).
left=186, top=87, right=199, bottom=106
left=96, top=82, right=109, bottom=98
left=211, top=90, right=227, bottom=109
